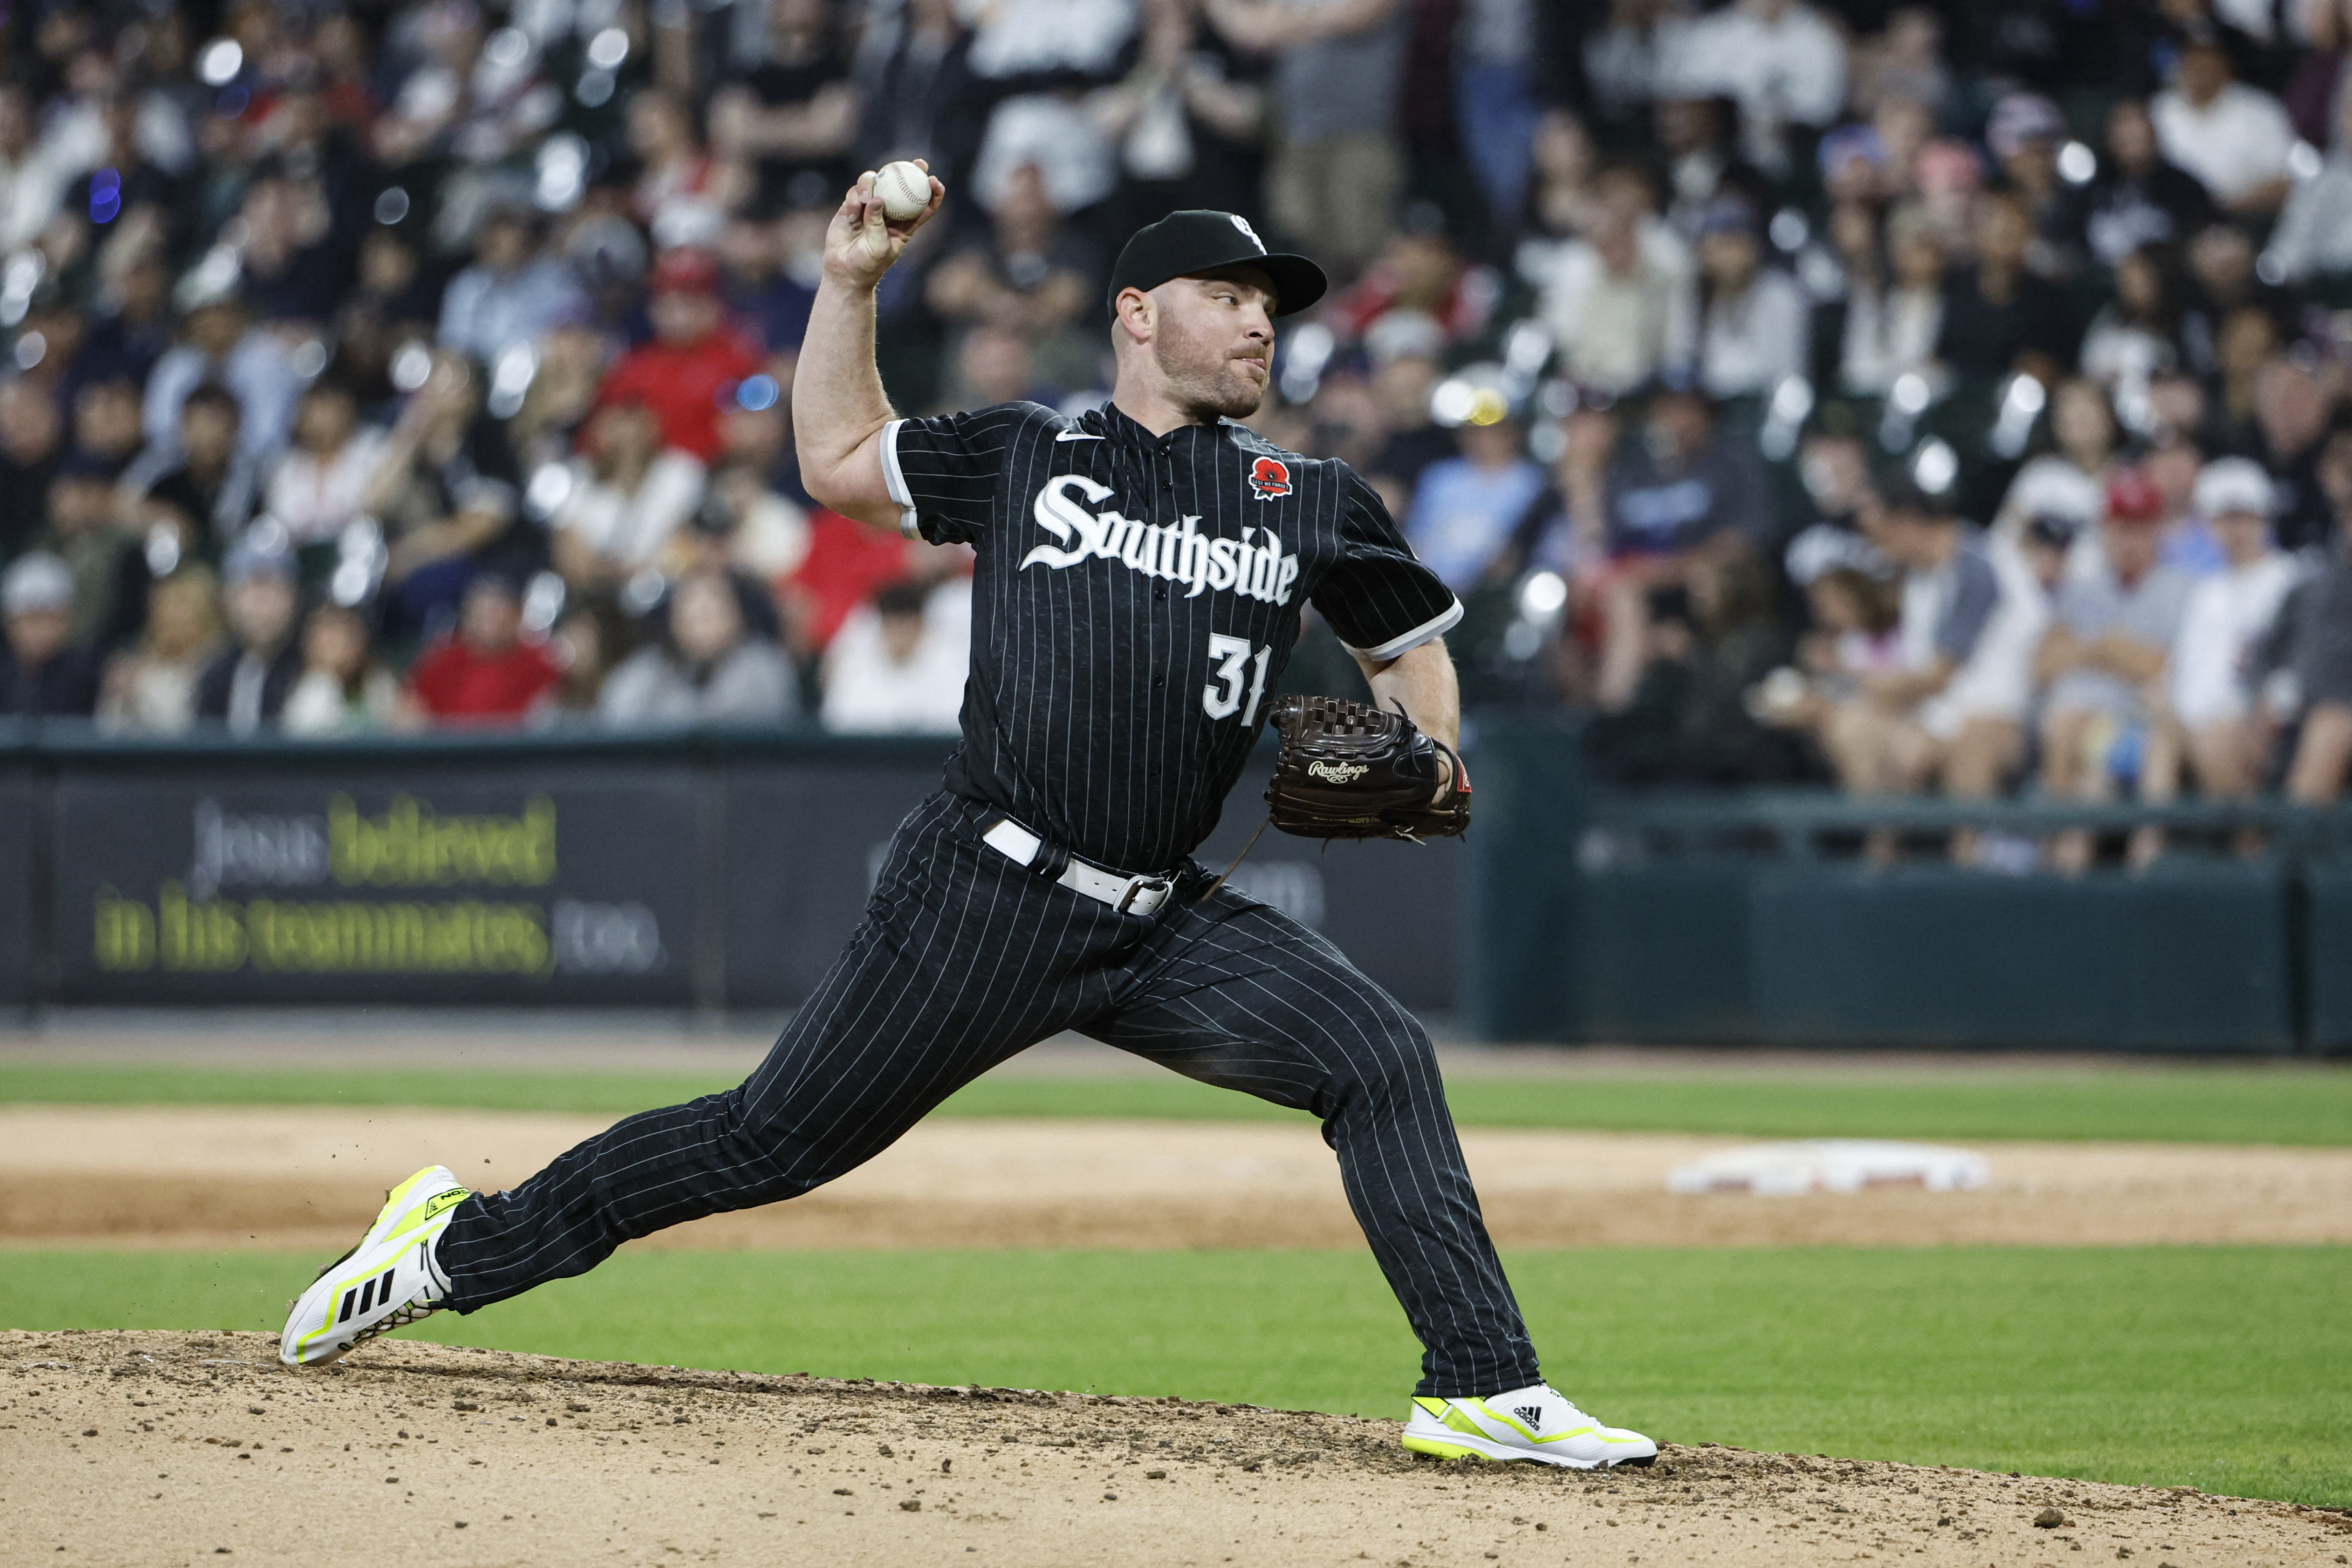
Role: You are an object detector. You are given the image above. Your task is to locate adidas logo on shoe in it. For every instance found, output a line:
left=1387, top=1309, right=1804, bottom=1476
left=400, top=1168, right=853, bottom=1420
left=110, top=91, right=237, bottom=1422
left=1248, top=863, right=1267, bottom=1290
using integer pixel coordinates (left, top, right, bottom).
left=1514, top=1405, right=1544, bottom=1431
left=336, top=1267, right=400, bottom=1325
left=280, top=1165, right=469, bottom=1367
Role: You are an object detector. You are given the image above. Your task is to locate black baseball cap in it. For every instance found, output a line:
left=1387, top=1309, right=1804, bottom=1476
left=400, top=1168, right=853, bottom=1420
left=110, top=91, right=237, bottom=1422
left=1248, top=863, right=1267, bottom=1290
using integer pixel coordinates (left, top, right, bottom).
left=1106, top=210, right=1327, bottom=318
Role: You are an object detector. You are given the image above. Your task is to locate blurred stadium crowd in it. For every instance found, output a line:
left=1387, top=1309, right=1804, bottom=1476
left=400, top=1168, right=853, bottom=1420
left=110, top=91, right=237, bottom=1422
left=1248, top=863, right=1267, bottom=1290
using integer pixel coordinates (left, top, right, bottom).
left=1, top=0, right=2351, bottom=829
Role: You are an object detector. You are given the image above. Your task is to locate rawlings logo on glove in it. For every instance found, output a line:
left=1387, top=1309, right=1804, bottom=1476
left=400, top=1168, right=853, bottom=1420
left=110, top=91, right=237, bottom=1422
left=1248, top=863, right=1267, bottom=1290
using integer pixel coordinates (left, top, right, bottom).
left=1264, top=695, right=1470, bottom=842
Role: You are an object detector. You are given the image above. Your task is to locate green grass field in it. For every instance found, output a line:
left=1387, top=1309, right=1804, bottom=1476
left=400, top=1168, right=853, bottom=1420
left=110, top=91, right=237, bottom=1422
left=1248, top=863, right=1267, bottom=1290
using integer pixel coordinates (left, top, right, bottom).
left=7, top=1245, right=2346, bottom=1507
left=5, top=1060, right=2350, bottom=1143
left=9, top=1058, right=2348, bottom=1509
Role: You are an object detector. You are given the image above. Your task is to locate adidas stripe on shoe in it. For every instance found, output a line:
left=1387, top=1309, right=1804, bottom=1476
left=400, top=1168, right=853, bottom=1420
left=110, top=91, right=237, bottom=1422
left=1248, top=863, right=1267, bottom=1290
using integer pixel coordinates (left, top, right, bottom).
left=280, top=1165, right=471, bottom=1368
left=1402, top=1383, right=1658, bottom=1469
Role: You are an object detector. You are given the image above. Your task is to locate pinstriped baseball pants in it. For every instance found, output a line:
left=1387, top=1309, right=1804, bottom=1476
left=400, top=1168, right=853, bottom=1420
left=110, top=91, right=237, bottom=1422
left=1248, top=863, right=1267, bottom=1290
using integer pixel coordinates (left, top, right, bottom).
left=434, top=791, right=1542, bottom=1397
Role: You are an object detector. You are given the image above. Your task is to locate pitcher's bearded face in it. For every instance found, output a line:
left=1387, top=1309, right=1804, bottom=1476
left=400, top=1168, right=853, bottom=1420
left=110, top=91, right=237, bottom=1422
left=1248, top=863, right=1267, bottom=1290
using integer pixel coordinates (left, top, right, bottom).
left=1151, top=269, right=1276, bottom=418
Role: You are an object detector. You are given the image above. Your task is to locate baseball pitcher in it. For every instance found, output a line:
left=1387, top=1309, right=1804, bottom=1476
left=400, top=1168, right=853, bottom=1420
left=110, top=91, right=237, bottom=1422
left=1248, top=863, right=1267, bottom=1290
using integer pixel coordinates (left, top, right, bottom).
left=279, top=165, right=1656, bottom=1471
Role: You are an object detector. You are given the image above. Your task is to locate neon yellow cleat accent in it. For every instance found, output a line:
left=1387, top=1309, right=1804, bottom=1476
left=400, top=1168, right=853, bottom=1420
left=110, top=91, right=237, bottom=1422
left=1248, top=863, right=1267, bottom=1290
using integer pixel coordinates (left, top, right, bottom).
left=1400, top=1384, right=1657, bottom=1469
left=279, top=1165, right=471, bottom=1368
left=1399, top=1434, right=1492, bottom=1462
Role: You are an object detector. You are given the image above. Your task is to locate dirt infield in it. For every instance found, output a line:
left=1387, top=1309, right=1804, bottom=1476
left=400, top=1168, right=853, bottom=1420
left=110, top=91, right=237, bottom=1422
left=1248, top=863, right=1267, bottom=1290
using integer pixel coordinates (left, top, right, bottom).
left=7, top=1106, right=2352, bottom=1251
left=7, top=1330, right=2346, bottom=1568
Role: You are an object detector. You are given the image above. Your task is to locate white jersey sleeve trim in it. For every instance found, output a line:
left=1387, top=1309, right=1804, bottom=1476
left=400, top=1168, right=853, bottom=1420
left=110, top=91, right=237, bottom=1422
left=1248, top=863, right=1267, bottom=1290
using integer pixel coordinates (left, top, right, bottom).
left=880, top=418, right=919, bottom=539
left=1344, top=598, right=1464, bottom=663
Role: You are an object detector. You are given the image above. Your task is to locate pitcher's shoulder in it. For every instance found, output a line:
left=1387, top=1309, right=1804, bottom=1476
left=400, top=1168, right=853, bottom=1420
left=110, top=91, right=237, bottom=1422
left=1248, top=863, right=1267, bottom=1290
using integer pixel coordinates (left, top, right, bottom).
left=1219, top=421, right=1361, bottom=500
left=1221, top=419, right=1314, bottom=467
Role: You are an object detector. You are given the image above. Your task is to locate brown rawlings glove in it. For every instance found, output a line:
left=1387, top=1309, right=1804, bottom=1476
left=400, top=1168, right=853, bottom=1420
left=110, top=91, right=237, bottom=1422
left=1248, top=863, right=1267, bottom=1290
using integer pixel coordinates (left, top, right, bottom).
left=1263, top=694, right=1470, bottom=841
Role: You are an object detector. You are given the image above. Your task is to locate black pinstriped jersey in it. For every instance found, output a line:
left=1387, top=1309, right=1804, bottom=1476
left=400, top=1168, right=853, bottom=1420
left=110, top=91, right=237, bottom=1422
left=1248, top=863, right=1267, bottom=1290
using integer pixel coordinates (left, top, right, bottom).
left=881, top=398, right=1462, bottom=874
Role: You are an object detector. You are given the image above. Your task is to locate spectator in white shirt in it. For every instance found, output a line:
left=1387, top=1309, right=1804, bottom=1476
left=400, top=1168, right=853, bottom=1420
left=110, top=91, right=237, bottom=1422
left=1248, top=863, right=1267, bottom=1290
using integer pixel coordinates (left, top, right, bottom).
left=1820, top=481, right=2032, bottom=818
left=968, top=0, right=1135, bottom=78
left=2263, top=82, right=2352, bottom=283
left=695, top=459, right=812, bottom=588
left=281, top=601, right=402, bottom=738
left=1660, top=0, right=1846, bottom=177
left=2150, top=40, right=2297, bottom=217
left=1993, top=377, right=2121, bottom=566
left=96, top=568, right=222, bottom=735
left=264, top=381, right=386, bottom=547
left=1694, top=198, right=1807, bottom=399
left=1531, top=172, right=1696, bottom=394
left=822, top=578, right=972, bottom=733
left=2134, top=459, right=2301, bottom=864
left=0, top=82, right=85, bottom=254
left=1838, top=201, right=1947, bottom=396
left=550, top=399, right=707, bottom=590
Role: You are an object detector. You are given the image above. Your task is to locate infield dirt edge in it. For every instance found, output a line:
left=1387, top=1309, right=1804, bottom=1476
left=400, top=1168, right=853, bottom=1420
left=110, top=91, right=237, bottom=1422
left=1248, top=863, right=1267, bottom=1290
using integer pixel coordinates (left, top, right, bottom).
left=9, top=1330, right=2350, bottom=1568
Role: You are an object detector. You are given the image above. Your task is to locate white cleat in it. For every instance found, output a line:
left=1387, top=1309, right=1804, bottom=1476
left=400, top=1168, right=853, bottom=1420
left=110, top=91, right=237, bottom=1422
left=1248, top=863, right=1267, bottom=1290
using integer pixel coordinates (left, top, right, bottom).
left=280, top=1165, right=470, bottom=1368
left=1403, top=1382, right=1659, bottom=1468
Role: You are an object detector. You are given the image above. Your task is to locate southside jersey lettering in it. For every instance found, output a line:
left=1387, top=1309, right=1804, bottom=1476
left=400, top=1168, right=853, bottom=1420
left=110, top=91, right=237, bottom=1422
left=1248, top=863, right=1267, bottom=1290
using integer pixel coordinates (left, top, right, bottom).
left=1018, top=473, right=1302, bottom=604
left=881, top=399, right=1461, bottom=874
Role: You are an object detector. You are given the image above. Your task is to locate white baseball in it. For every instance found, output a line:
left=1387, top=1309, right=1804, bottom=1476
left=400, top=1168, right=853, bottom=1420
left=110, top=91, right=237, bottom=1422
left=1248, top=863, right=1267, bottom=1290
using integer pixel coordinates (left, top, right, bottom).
left=874, top=161, right=933, bottom=222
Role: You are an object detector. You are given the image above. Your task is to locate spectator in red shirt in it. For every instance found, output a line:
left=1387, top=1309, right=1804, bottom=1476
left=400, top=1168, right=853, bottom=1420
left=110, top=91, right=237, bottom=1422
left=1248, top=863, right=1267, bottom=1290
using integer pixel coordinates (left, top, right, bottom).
left=594, top=251, right=763, bottom=461
left=783, top=508, right=919, bottom=655
left=398, top=574, right=563, bottom=728
left=1326, top=219, right=1498, bottom=352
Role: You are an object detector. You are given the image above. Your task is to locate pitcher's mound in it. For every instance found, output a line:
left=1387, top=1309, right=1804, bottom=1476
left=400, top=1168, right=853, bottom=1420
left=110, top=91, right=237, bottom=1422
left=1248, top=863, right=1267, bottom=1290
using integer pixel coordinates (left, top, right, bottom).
left=7, top=1331, right=2344, bottom=1567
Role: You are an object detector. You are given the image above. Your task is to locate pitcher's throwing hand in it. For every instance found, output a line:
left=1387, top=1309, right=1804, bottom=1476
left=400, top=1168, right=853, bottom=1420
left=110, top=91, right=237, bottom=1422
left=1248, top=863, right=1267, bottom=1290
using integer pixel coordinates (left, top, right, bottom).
left=823, top=160, right=942, bottom=288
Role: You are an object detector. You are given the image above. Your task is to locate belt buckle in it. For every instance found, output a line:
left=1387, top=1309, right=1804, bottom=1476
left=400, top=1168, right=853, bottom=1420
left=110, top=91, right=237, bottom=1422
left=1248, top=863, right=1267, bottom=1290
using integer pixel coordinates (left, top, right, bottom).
left=1117, top=877, right=1171, bottom=914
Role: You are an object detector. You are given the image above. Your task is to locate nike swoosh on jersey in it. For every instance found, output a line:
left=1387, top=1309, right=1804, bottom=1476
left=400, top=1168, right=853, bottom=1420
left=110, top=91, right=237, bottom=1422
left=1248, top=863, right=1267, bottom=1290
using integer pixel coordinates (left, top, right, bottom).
left=1054, top=431, right=1104, bottom=442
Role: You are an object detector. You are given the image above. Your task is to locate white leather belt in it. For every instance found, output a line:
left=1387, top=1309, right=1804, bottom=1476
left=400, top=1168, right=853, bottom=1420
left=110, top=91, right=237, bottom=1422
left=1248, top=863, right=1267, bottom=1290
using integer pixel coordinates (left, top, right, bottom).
left=979, top=814, right=1174, bottom=917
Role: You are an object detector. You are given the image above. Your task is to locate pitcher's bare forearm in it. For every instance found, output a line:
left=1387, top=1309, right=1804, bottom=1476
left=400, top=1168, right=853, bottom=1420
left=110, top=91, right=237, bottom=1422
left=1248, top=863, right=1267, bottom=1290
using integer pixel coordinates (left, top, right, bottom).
left=791, top=163, right=944, bottom=530
left=793, top=275, right=899, bottom=528
left=1358, top=637, right=1460, bottom=753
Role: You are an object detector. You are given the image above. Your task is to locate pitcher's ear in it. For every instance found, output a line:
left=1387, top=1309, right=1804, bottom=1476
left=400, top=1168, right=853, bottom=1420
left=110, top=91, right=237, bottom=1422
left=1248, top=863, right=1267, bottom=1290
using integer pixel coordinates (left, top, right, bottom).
left=1112, top=286, right=1154, bottom=342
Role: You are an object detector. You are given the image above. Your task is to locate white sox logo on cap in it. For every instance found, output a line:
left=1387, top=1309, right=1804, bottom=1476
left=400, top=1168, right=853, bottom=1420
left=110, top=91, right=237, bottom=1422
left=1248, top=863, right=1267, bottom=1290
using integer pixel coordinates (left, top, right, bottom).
left=1105, top=209, right=1326, bottom=316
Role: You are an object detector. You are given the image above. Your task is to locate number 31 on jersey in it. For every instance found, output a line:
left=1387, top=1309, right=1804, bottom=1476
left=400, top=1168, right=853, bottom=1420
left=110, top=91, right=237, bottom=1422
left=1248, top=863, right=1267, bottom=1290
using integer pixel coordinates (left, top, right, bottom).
left=1203, top=635, right=1272, bottom=726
